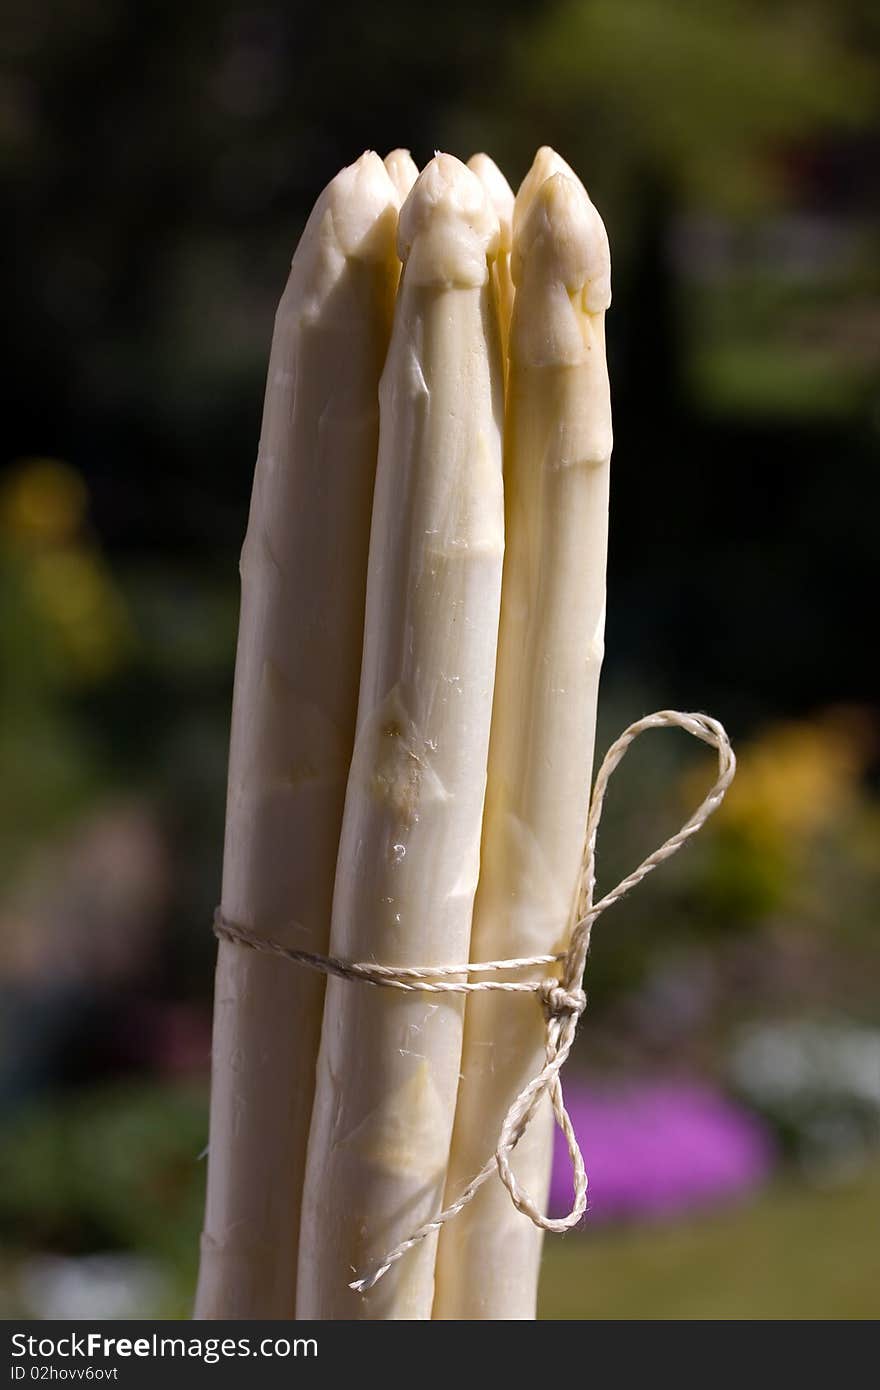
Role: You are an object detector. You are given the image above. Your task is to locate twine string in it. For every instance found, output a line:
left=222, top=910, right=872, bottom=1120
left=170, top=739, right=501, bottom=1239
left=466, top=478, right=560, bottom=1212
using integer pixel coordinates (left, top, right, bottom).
left=213, top=708, right=735, bottom=1294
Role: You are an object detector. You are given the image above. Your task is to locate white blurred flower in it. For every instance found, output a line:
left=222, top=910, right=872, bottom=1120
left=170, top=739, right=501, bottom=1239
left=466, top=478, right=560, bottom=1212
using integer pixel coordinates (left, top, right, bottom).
left=17, top=1253, right=168, bottom=1320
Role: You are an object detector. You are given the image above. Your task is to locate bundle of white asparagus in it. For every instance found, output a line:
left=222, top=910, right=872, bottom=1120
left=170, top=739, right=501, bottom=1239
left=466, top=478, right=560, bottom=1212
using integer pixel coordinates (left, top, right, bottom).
left=198, top=145, right=612, bottom=1322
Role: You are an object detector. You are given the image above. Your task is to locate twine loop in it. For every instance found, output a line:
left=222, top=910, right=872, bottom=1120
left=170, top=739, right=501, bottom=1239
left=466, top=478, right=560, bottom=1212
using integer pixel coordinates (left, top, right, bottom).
left=213, top=708, right=735, bottom=1293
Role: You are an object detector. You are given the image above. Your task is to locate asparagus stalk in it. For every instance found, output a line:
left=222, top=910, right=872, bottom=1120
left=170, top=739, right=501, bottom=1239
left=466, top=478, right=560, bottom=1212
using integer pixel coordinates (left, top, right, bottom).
left=384, top=148, right=420, bottom=201
left=297, top=154, right=505, bottom=1320
left=433, top=160, right=612, bottom=1320
left=195, top=153, right=401, bottom=1319
left=467, top=154, right=514, bottom=360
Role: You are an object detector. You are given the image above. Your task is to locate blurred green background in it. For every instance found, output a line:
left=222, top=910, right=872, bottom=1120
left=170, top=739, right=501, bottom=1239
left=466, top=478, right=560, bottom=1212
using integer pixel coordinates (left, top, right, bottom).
left=1, top=0, right=878, bottom=1319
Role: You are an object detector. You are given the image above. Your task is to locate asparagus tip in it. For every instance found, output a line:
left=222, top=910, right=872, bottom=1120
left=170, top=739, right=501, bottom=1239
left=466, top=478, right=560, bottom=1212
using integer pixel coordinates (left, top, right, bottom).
left=514, top=146, right=580, bottom=239
left=397, top=152, right=500, bottom=285
left=467, top=154, right=514, bottom=251
left=513, top=171, right=611, bottom=311
left=318, top=151, right=401, bottom=262
left=384, top=148, right=420, bottom=201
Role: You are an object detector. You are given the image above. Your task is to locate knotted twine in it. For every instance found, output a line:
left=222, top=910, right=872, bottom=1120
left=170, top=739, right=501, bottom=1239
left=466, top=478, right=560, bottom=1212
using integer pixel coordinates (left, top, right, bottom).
left=214, top=708, right=735, bottom=1294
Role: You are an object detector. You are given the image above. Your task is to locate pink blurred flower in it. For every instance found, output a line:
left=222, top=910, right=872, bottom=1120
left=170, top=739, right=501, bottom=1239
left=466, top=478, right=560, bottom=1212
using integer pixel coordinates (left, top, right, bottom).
left=550, top=1079, right=774, bottom=1223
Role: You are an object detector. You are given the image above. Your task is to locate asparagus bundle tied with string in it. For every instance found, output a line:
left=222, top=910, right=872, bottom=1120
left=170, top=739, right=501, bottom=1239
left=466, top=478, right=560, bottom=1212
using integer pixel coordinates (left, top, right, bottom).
left=200, top=144, right=618, bottom=1322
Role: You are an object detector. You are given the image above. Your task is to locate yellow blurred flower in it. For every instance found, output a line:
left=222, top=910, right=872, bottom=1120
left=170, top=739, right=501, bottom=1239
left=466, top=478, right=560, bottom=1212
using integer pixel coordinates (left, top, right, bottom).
left=0, top=458, right=88, bottom=544
left=25, top=549, right=132, bottom=681
left=1, top=458, right=133, bottom=682
left=682, top=711, right=873, bottom=922
left=715, top=715, right=866, bottom=846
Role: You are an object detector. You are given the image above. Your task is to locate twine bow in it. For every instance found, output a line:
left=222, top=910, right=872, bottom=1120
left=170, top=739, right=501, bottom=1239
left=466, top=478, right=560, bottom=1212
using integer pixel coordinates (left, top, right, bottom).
left=213, top=708, right=736, bottom=1294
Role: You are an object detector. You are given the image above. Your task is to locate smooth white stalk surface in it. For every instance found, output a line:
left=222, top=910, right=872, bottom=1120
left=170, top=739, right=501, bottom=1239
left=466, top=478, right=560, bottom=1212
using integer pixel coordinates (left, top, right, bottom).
left=434, top=158, right=612, bottom=1320
left=297, top=154, right=505, bottom=1320
left=195, top=153, right=401, bottom=1319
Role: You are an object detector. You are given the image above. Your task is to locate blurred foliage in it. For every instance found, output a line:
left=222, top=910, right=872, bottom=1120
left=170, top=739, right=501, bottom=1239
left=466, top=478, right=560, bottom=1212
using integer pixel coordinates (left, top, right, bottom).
left=681, top=231, right=880, bottom=420
left=0, top=1083, right=206, bottom=1289
left=0, top=455, right=233, bottom=990
left=539, top=1160, right=880, bottom=1318
left=501, top=0, right=878, bottom=217
left=0, top=460, right=118, bottom=882
left=576, top=698, right=880, bottom=1038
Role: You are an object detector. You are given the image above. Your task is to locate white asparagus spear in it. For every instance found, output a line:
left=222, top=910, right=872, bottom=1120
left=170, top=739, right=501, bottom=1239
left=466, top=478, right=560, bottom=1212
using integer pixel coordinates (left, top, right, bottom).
left=384, top=148, right=420, bottom=201
left=433, top=163, right=612, bottom=1321
left=297, top=154, right=505, bottom=1320
left=467, top=154, right=514, bottom=360
left=195, top=152, right=401, bottom=1319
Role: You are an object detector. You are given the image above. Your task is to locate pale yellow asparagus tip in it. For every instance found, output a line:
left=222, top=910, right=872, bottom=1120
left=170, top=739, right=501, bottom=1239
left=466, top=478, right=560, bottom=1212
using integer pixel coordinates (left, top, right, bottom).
left=512, top=144, right=582, bottom=244
left=384, top=148, right=420, bottom=201
left=467, top=153, right=514, bottom=252
left=512, top=170, right=611, bottom=312
left=398, top=152, right=499, bottom=286
left=297, top=151, right=399, bottom=276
